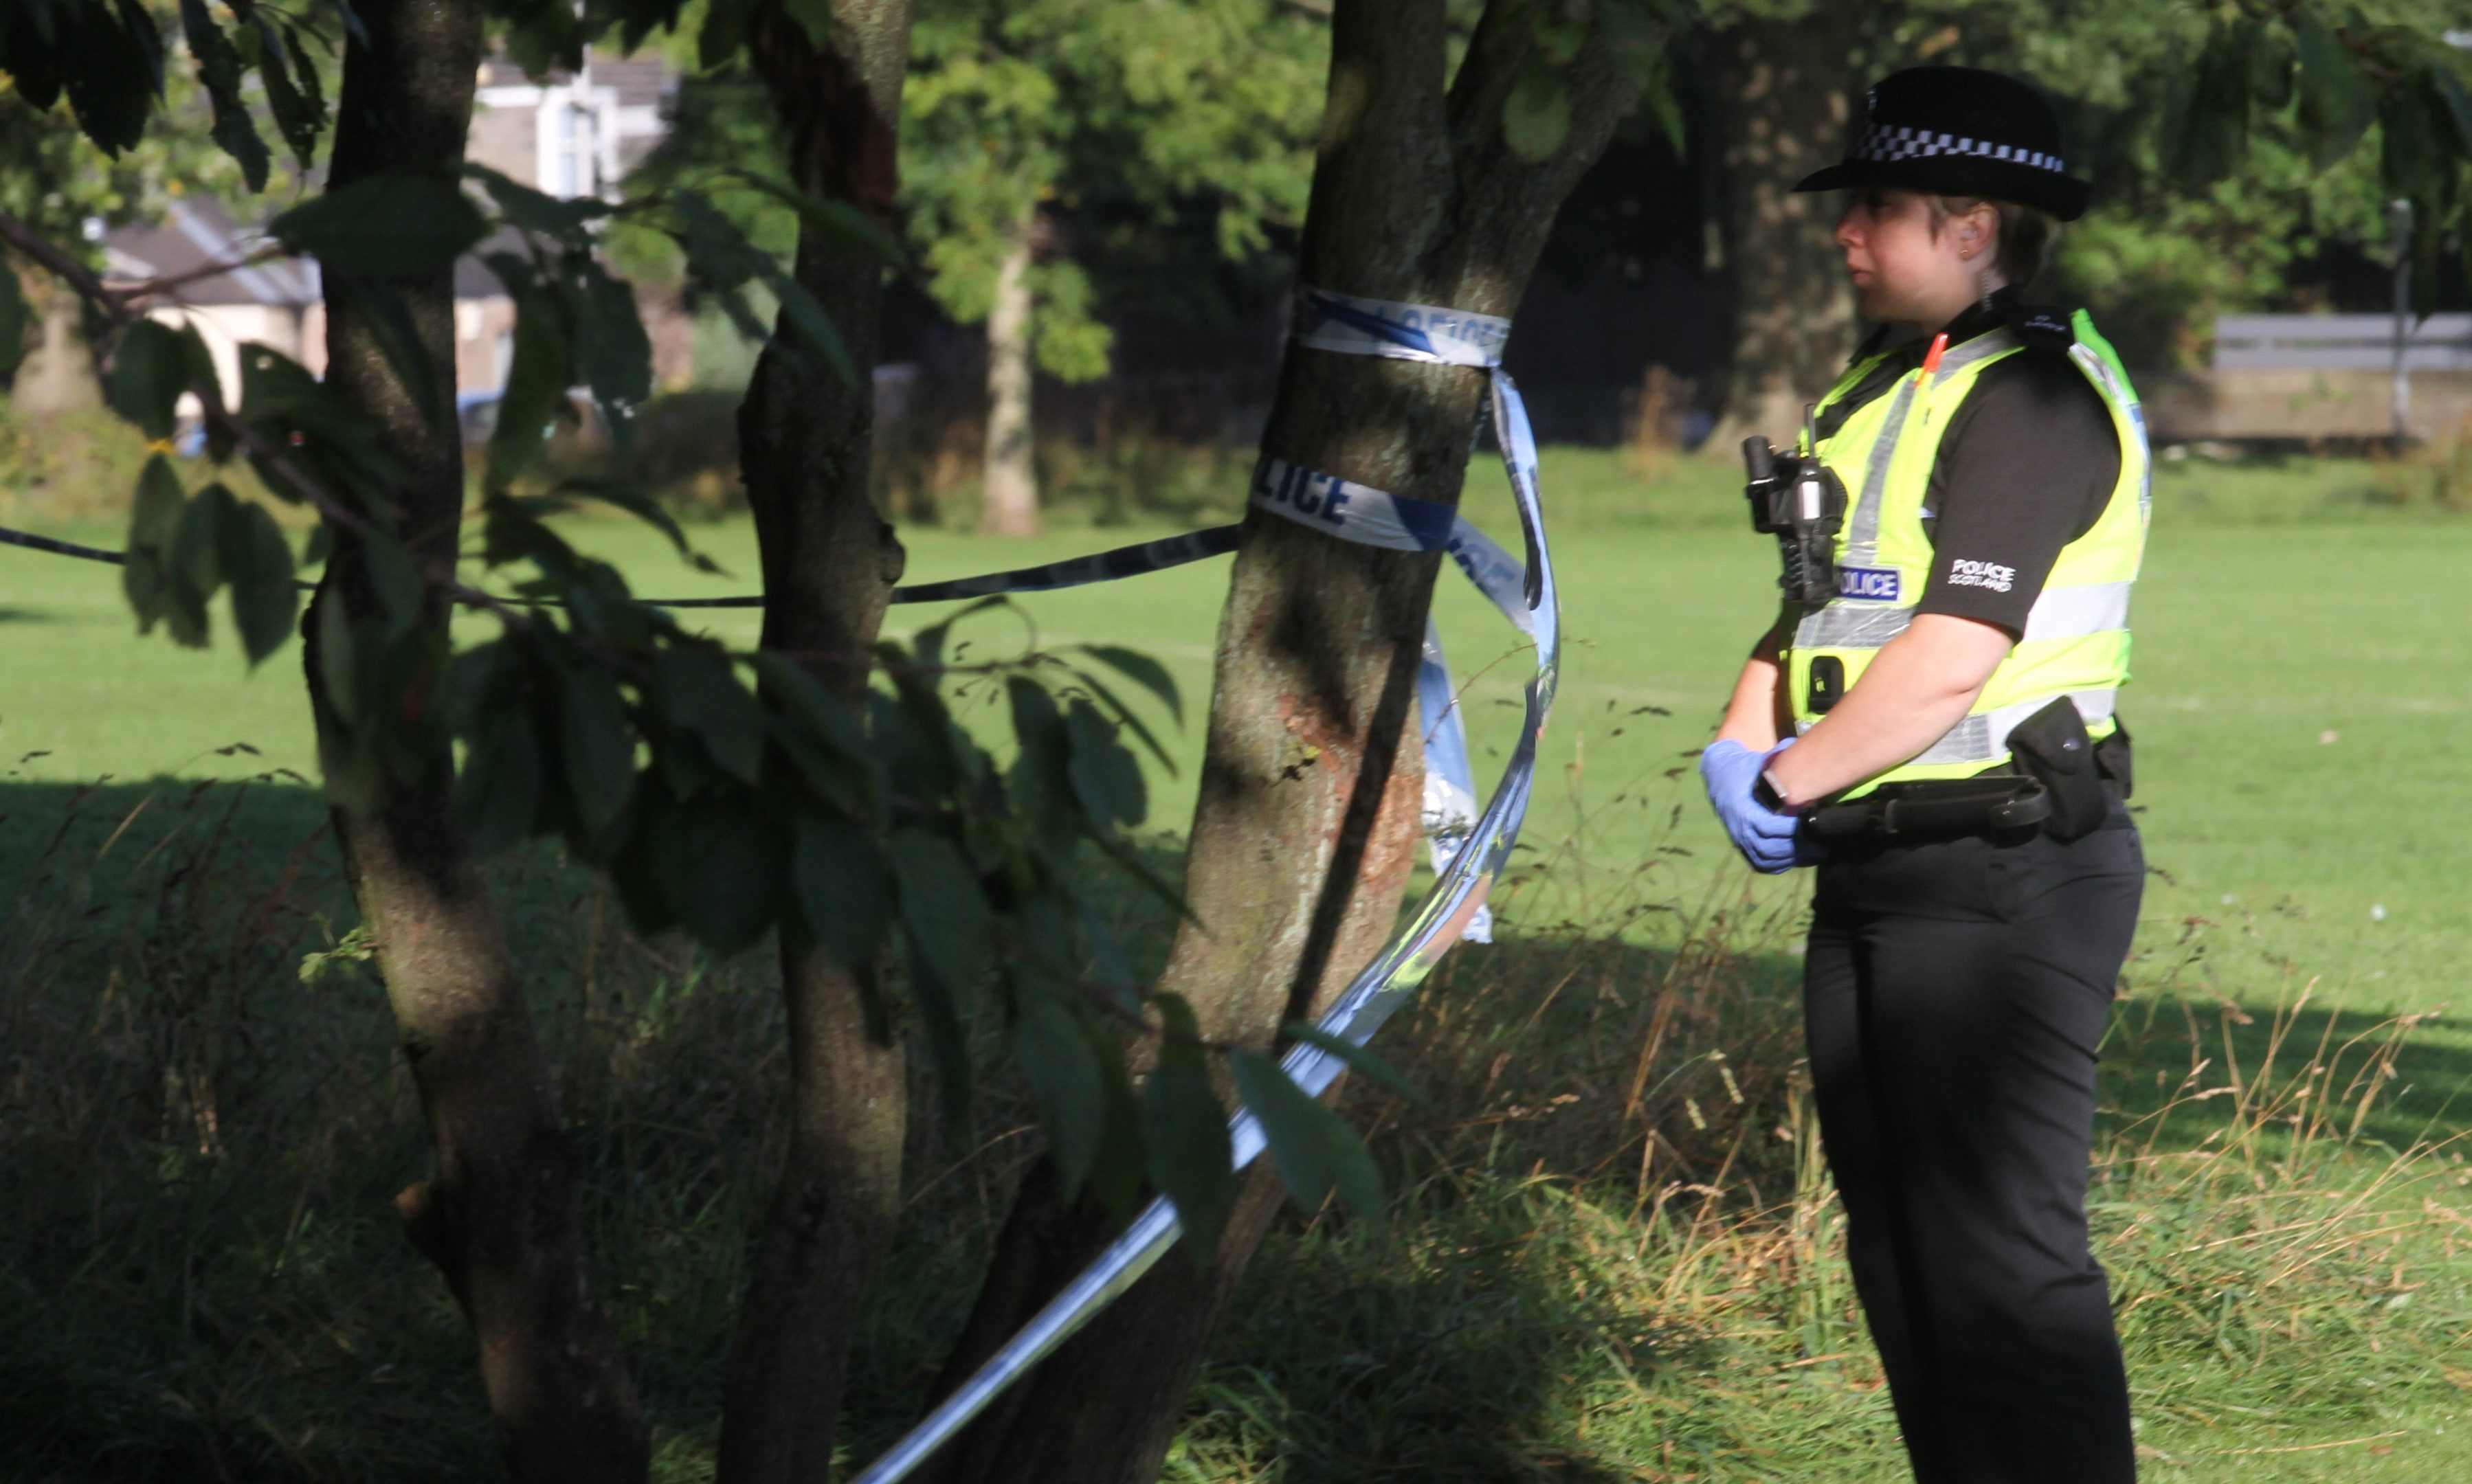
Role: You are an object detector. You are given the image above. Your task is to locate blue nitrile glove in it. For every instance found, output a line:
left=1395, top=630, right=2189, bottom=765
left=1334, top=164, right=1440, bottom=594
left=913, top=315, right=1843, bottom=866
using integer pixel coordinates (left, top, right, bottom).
left=1700, top=737, right=1805, bottom=875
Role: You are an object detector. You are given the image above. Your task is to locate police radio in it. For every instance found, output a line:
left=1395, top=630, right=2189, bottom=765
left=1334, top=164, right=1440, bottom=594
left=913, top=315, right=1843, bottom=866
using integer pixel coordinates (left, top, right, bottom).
left=1740, top=410, right=1846, bottom=610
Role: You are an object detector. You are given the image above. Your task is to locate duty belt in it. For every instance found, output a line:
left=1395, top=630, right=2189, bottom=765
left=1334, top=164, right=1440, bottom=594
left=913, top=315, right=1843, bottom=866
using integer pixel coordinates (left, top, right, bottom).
left=1806, top=772, right=2052, bottom=841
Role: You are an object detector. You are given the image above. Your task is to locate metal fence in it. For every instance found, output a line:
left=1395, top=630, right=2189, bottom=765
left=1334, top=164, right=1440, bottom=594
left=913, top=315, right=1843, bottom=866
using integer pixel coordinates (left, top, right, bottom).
left=2212, top=313, right=2472, bottom=372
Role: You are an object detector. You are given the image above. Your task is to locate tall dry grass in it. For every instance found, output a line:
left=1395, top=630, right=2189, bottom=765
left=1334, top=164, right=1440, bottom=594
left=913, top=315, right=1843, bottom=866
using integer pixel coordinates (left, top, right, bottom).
left=2, top=771, right=2466, bottom=1481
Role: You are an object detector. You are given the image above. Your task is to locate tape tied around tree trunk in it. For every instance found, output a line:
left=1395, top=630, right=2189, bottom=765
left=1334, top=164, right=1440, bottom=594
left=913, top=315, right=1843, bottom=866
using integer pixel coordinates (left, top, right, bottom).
left=848, top=291, right=1557, bottom=1484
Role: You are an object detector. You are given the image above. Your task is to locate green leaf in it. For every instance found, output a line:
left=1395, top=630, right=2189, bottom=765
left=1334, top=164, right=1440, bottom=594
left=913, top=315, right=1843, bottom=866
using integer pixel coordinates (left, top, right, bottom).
left=911, top=947, right=975, bottom=1132
left=484, top=253, right=575, bottom=482
left=559, top=253, right=652, bottom=450
left=2295, top=11, right=2376, bottom=170
left=723, top=168, right=908, bottom=265
left=1230, top=1050, right=1386, bottom=1237
left=1086, top=1028, right=1147, bottom=1219
left=1145, top=994, right=1234, bottom=1261
left=179, top=0, right=268, bottom=190
left=2420, top=63, right=2472, bottom=157
left=1282, top=1022, right=1427, bottom=1107
left=51, top=0, right=162, bottom=156
left=673, top=188, right=856, bottom=384
left=248, top=12, right=323, bottom=168
left=756, top=258, right=858, bottom=385
left=2163, top=21, right=2253, bottom=188
left=2379, top=88, right=2446, bottom=212
left=269, top=171, right=489, bottom=277
left=792, top=807, right=893, bottom=968
left=166, top=483, right=234, bottom=647
left=760, top=657, right=882, bottom=822
left=1064, top=698, right=1146, bottom=829
left=456, top=693, right=544, bottom=858
left=1014, top=992, right=1106, bottom=1195
left=646, top=783, right=787, bottom=953
left=1503, top=58, right=1572, bottom=163
left=781, top=0, right=835, bottom=49
left=549, top=477, right=693, bottom=559
left=558, top=664, right=635, bottom=841
left=235, top=344, right=400, bottom=495
left=698, top=0, right=755, bottom=69
left=107, top=319, right=188, bottom=441
left=1074, top=644, right=1181, bottom=725
left=216, top=493, right=299, bottom=664
left=650, top=648, right=767, bottom=787
left=0, top=267, right=30, bottom=381
left=464, top=161, right=608, bottom=243
left=890, top=829, right=993, bottom=998
left=122, top=455, right=186, bottom=633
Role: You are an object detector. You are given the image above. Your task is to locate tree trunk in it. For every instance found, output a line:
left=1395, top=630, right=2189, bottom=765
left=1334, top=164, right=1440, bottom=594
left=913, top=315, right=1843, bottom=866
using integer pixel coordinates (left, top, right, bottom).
left=910, top=5, right=1636, bottom=1481
left=304, top=3, right=647, bottom=1481
left=715, top=5, right=916, bottom=1481
left=12, top=265, right=101, bottom=413
left=977, top=222, right=1039, bottom=537
left=1703, top=5, right=1865, bottom=445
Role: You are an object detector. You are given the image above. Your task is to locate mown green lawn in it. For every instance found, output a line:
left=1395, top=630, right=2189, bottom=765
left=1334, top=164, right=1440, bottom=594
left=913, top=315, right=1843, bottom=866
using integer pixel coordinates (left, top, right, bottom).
left=5, top=446, right=2471, bottom=1479
left=6, top=447, right=2466, bottom=1020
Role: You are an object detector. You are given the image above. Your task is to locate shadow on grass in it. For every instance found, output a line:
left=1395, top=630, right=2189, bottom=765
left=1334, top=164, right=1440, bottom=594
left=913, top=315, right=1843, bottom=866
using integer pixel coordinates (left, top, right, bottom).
left=3, top=778, right=2467, bottom=1481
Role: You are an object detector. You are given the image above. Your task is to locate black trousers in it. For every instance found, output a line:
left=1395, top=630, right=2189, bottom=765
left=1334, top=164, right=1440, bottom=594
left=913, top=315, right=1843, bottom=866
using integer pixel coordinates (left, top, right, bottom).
left=1804, top=802, right=2143, bottom=1484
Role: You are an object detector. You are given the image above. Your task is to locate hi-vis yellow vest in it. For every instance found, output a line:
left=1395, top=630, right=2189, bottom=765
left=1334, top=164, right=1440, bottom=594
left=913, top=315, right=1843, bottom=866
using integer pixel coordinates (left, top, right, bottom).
left=1785, top=310, right=2150, bottom=800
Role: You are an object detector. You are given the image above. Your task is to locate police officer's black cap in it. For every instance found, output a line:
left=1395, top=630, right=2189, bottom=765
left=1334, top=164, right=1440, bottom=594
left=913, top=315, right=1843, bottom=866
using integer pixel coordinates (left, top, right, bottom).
left=1792, top=66, right=2091, bottom=222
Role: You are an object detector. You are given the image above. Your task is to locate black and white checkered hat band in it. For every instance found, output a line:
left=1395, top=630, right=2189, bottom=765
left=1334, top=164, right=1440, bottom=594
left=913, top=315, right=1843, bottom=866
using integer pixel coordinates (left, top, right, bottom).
left=1852, top=119, right=2063, bottom=174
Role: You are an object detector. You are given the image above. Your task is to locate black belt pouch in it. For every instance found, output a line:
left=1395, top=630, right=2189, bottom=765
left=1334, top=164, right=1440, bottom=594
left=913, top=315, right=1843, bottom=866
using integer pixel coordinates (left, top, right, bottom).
left=2005, top=696, right=2109, bottom=842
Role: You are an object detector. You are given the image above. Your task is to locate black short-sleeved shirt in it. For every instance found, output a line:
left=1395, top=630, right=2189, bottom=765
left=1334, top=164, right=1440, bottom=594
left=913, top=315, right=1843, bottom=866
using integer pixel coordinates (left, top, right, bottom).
left=1814, top=293, right=2121, bottom=636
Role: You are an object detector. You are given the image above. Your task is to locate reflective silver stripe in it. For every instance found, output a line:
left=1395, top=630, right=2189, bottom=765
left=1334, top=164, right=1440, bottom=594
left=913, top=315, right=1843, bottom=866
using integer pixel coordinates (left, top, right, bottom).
left=1911, top=688, right=2119, bottom=767
left=1932, top=326, right=2021, bottom=386
left=1911, top=713, right=1994, bottom=767
left=1843, top=377, right=1915, bottom=565
left=1796, top=575, right=2125, bottom=655
left=2070, top=341, right=2154, bottom=518
left=1842, top=329, right=2020, bottom=567
left=1795, top=603, right=1913, bottom=651
left=2019, top=580, right=2131, bottom=644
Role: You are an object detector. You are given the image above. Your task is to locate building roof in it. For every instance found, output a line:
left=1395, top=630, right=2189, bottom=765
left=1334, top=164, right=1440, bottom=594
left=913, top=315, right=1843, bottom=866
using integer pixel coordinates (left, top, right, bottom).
left=476, top=47, right=677, bottom=110
left=105, top=198, right=321, bottom=308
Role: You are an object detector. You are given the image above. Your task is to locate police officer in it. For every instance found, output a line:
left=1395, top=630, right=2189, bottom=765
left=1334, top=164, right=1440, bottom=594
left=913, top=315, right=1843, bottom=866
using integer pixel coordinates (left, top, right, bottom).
left=1699, top=67, right=2148, bottom=1484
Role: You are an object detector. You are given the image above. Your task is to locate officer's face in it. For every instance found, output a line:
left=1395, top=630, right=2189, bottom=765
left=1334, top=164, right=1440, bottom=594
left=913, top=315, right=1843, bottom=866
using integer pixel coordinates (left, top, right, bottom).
left=1833, top=188, right=1985, bottom=326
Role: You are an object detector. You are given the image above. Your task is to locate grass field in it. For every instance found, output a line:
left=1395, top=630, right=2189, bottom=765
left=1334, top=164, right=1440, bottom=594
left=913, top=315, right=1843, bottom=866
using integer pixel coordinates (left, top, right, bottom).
left=4, top=445, right=2471, bottom=1479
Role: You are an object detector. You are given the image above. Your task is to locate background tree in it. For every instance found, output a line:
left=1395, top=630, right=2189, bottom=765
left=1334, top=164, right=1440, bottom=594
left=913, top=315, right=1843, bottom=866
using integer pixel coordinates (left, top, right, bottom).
left=1694, top=0, right=2472, bottom=436
left=0, top=1, right=265, bottom=413
left=909, top=1, right=1680, bottom=1476
left=0, top=5, right=1388, bottom=1481
left=16, top=3, right=2472, bottom=1481
left=899, top=0, right=1324, bottom=535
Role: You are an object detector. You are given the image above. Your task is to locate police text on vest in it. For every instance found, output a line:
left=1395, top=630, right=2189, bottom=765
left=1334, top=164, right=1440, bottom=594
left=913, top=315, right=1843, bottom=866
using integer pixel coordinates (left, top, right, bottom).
left=1946, top=558, right=2016, bottom=592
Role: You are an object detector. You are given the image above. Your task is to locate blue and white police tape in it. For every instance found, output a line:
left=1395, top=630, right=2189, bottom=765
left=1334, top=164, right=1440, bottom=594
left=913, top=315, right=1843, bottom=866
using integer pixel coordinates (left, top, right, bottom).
left=1295, top=285, right=1511, bottom=370
left=848, top=291, right=1557, bottom=1484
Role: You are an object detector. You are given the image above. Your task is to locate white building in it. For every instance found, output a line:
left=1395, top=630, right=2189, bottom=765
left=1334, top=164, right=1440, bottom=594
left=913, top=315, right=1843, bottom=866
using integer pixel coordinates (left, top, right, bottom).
left=104, top=51, right=687, bottom=414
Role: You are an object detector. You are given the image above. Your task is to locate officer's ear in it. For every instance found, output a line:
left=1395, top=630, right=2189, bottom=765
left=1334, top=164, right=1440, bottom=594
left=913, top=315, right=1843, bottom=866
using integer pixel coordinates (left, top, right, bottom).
left=1954, top=205, right=1987, bottom=258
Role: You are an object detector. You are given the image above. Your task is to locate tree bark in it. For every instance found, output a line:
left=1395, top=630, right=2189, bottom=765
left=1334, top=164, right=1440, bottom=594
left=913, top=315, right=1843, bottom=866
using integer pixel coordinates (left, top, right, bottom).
left=304, top=3, right=647, bottom=1481
left=911, top=5, right=1636, bottom=1481
left=1703, top=5, right=1865, bottom=445
left=11, top=265, right=101, bottom=413
left=977, top=222, right=1040, bottom=537
left=715, top=5, right=916, bottom=1482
